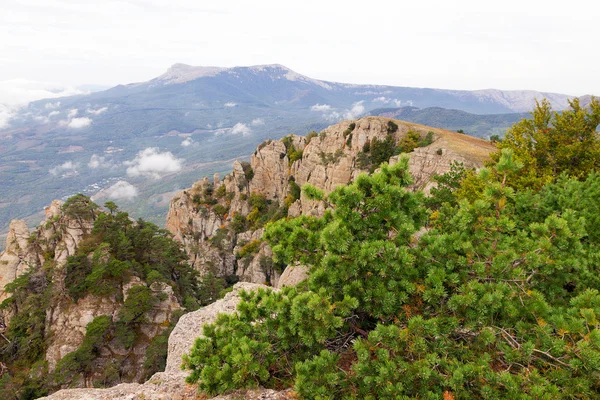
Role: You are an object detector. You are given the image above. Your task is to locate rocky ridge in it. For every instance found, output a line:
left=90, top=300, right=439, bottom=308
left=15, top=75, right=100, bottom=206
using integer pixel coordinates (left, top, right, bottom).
left=166, top=116, right=495, bottom=286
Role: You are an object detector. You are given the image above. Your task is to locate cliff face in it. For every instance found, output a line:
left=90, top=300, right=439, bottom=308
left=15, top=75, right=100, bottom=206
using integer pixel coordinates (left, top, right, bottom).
left=0, top=199, right=183, bottom=389
left=166, top=116, right=495, bottom=284
left=39, top=282, right=287, bottom=400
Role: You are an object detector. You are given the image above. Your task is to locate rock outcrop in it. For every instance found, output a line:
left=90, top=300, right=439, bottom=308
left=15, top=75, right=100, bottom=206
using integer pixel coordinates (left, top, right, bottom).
left=166, top=116, right=495, bottom=287
left=39, top=282, right=285, bottom=400
left=0, top=199, right=184, bottom=389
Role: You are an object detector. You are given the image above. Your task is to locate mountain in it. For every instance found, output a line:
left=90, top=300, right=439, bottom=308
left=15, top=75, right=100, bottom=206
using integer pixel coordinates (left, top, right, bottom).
left=369, top=106, right=530, bottom=138
left=0, top=63, right=577, bottom=245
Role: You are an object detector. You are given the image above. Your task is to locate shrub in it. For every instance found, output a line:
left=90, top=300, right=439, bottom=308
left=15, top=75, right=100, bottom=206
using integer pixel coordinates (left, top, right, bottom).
left=387, top=120, right=398, bottom=133
left=212, top=204, right=228, bottom=217
left=306, top=131, right=318, bottom=143
left=240, top=162, right=254, bottom=181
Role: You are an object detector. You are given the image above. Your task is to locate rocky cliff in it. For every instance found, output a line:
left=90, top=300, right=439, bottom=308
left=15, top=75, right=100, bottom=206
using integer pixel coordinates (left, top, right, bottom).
left=0, top=198, right=185, bottom=393
left=166, top=116, right=495, bottom=286
left=39, top=282, right=291, bottom=400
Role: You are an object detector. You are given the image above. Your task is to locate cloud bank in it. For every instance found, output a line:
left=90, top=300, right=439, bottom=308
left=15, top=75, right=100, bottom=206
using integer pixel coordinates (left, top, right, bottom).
left=67, top=117, right=92, bottom=128
left=125, top=147, right=183, bottom=179
left=373, top=97, right=403, bottom=107
left=88, top=154, right=112, bottom=169
left=86, top=106, right=108, bottom=115
left=49, top=161, right=78, bottom=177
left=311, top=101, right=366, bottom=122
left=0, top=80, right=85, bottom=129
left=104, top=180, right=139, bottom=201
left=311, top=104, right=332, bottom=112
left=229, top=122, right=252, bottom=136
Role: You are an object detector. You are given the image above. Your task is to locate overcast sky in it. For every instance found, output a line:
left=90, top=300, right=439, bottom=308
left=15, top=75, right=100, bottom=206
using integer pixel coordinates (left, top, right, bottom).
left=2, top=0, right=598, bottom=96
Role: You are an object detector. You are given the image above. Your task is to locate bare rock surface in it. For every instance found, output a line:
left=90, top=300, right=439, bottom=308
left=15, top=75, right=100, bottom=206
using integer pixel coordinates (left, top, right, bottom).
left=276, top=265, right=309, bottom=289
left=39, top=282, right=275, bottom=400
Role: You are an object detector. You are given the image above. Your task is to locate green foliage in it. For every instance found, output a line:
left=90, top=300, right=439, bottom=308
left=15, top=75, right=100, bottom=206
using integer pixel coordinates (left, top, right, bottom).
left=319, top=149, right=344, bottom=165
left=240, top=161, right=254, bottom=181
left=212, top=204, right=229, bottom=217
left=425, top=161, right=469, bottom=210
left=142, top=309, right=184, bottom=379
left=397, top=130, right=422, bottom=153
left=184, top=129, right=600, bottom=398
left=386, top=120, right=398, bottom=133
left=489, top=133, right=502, bottom=143
left=215, top=184, right=227, bottom=198
left=1, top=197, right=200, bottom=396
left=236, top=239, right=261, bottom=260
left=53, top=316, right=112, bottom=386
left=281, top=135, right=304, bottom=166
left=496, top=97, right=600, bottom=190
left=115, top=285, right=158, bottom=348
left=62, top=194, right=98, bottom=221
left=246, top=192, right=288, bottom=230
left=197, top=272, right=227, bottom=306
left=370, top=136, right=396, bottom=166
left=306, top=131, right=318, bottom=143
left=343, top=122, right=355, bottom=138
left=1, top=270, right=51, bottom=364
left=286, top=178, right=301, bottom=207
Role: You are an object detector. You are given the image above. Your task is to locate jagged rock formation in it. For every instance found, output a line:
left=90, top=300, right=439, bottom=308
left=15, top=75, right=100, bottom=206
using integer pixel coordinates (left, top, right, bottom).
left=38, top=283, right=292, bottom=400
left=166, top=116, right=495, bottom=286
left=0, top=199, right=184, bottom=389
left=0, top=200, right=91, bottom=300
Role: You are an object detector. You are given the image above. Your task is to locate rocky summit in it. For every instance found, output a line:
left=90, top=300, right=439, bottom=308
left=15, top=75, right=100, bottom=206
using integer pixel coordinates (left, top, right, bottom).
left=165, top=116, right=494, bottom=286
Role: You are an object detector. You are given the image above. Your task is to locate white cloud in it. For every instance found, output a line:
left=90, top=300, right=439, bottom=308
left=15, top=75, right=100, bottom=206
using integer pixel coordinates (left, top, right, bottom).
left=45, top=101, right=61, bottom=109
left=343, top=101, right=365, bottom=119
left=311, top=104, right=332, bottom=112
left=49, top=161, right=78, bottom=176
left=104, top=180, right=138, bottom=201
left=230, top=122, right=252, bottom=136
left=372, top=97, right=403, bottom=107
left=86, top=106, right=108, bottom=115
left=88, top=154, right=112, bottom=169
left=251, top=118, right=265, bottom=126
left=125, top=147, right=183, bottom=179
left=324, top=111, right=342, bottom=122
left=68, top=108, right=78, bottom=117
left=181, top=137, right=193, bottom=147
left=224, top=102, right=237, bottom=107
left=67, top=117, right=92, bottom=128
left=33, top=115, right=49, bottom=123
left=311, top=101, right=366, bottom=122
left=48, top=110, right=60, bottom=117
left=0, top=80, right=84, bottom=129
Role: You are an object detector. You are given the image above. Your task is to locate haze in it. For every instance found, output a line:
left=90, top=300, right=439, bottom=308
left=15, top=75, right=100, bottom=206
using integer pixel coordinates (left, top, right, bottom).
left=1, top=0, right=598, bottom=95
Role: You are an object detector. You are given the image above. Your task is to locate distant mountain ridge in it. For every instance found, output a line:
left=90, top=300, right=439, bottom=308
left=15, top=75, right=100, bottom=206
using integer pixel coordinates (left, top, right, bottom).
left=0, top=63, right=588, bottom=244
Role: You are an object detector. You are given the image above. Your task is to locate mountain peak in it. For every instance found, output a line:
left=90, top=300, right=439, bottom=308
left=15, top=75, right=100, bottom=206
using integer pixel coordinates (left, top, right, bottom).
left=153, top=63, right=334, bottom=89
left=156, top=64, right=227, bottom=84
